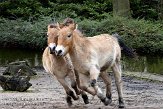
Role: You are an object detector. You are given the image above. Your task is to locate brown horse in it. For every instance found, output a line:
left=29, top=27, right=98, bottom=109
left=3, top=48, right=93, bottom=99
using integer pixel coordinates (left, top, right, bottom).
left=42, top=23, right=89, bottom=106
left=55, top=22, right=125, bottom=108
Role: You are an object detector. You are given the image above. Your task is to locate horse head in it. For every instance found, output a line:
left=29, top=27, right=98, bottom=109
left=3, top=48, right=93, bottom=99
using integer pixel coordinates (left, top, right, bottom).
left=47, top=18, right=76, bottom=54
left=47, top=23, right=60, bottom=54
left=55, top=22, right=78, bottom=56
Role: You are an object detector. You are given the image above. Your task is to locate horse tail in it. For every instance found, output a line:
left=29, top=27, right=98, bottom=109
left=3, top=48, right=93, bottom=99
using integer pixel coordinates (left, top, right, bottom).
left=112, top=33, right=136, bottom=58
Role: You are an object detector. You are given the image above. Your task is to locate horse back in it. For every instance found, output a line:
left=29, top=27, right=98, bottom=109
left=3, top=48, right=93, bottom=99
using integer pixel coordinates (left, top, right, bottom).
left=88, top=34, right=121, bottom=67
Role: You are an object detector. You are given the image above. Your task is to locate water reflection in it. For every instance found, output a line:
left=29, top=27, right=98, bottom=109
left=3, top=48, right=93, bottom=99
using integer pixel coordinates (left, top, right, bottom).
left=0, top=48, right=162, bottom=75
left=0, top=48, right=42, bottom=67
left=122, top=56, right=163, bottom=75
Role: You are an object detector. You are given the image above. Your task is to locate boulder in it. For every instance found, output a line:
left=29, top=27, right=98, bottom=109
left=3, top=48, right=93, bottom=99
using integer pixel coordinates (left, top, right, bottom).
left=3, top=61, right=37, bottom=76
left=0, top=74, right=32, bottom=92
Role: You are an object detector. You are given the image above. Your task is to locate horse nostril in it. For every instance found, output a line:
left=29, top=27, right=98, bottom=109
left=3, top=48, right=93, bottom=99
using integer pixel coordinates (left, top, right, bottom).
left=49, top=47, right=56, bottom=54
left=52, top=46, right=56, bottom=51
left=58, top=50, right=62, bottom=55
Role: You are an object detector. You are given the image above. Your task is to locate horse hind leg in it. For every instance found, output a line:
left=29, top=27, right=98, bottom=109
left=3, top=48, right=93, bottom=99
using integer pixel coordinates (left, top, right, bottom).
left=112, top=61, right=125, bottom=108
left=100, top=71, right=112, bottom=104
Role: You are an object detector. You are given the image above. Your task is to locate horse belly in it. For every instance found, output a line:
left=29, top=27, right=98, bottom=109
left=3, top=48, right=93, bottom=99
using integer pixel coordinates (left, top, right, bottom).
left=96, top=41, right=120, bottom=69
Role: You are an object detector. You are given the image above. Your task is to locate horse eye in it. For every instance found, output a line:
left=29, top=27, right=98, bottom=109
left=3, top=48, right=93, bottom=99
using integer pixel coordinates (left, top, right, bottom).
left=67, top=35, right=71, bottom=38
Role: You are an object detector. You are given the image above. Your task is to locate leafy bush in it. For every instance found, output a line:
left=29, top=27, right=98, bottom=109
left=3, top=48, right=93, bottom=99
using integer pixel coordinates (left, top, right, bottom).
left=130, top=0, right=159, bottom=20
left=78, top=15, right=163, bottom=55
left=1, top=0, right=159, bottom=21
left=0, top=15, right=162, bottom=55
left=0, top=17, right=50, bottom=50
left=0, top=0, right=112, bottom=20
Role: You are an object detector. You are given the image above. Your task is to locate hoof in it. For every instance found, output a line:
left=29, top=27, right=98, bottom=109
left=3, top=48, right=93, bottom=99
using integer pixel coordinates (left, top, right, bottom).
left=119, top=98, right=125, bottom=108
left=68, top=90, right=79, bottom=100
left=74, top=95, right=79, bottom=100
left=101, top=97, right=110, bottom=106
left=90, top=79, right=96, bottom=87
left=119, top=102, right=125, bottom=108
left=76, top=90, right=81, bottom=95
left=82, top=94, right=89, bottom=104
left=66, top=96, right=72, bottom=107
left=84, top=99, right=89, bottom=104
left=107, top=96, right=112, bottom=104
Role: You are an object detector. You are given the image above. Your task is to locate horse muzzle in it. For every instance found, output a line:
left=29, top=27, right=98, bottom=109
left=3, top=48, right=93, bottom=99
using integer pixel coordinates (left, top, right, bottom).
left=55, top=49, right=63, bottom=56
left=55, top=45, right=65, bottom=56
left=49, top=46, right=56, bottom=54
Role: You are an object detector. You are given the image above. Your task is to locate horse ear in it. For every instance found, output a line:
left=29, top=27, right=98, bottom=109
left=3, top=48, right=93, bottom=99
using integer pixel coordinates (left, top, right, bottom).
left=75, top=24, right=78, bottom=30
left=56, top=22, right=65, bottom=29
left=48, top=24, right=57, bottom=29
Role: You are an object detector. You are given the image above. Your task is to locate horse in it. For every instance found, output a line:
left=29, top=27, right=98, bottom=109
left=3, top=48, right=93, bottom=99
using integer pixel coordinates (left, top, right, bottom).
left=55, top=22, right=128, bottom=108
left=42, top=23, right=89, bottom=106
left=53, top=18, right=116, bottom=104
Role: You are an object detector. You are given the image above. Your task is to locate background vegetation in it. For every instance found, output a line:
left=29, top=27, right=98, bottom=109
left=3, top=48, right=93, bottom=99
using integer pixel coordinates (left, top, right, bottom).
left=0, top=0, right=163, bottom=55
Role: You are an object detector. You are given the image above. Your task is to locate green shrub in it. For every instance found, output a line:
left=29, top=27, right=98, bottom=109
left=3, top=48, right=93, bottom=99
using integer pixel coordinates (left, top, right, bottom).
left=0, top=0, right=160, bottom=21
left=0, top=15, right=162, bottom=55
left=78, top=15, right=163, bottom=55
left=0, top=17, right=50, bottom=50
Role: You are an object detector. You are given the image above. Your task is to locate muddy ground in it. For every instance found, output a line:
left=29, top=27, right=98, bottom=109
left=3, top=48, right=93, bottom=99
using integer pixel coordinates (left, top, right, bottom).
left=0, top=67, right=163, bottom=109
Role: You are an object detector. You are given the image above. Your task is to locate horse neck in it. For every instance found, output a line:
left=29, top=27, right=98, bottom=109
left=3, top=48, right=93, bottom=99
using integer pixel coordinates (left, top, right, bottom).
left=69, top=31, right=89, bottom=59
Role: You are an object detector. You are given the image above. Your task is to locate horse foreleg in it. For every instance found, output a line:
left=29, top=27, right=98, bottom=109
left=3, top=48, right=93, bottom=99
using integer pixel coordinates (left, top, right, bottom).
left=73, top=70, right=89, bottom=104
left=68, top=71, right=81, bottom=95
left=66, top=95, right=72, bottom=107
left=89, top=67, right=110, bottom=106
left=78, top=73, right=96, bottom=95
left=112, top=63, right=125, bottom=108
left=57, top=78, right=79, bottom=106
left=68, top=70, right=89, bottom=104
left=100, top=71, right=112, bottom=104
left=89, top=66, right=100, bottom=87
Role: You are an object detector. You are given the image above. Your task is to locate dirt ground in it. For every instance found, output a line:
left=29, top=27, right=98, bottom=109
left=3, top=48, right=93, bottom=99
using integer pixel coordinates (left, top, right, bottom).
left=0, top=67, right=163, bottom=109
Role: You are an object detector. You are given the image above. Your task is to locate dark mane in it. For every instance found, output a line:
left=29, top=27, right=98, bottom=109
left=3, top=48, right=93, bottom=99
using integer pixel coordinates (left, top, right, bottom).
left=48, top=24, right=57, bottom=28
left=63, top=18, right=75, bottom=26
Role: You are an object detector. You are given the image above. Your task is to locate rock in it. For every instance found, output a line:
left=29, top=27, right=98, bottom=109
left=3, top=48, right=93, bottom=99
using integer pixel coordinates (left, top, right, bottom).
left=0, top=74, right=32, bottom=92
left=3, top=61, right=37, bottom=76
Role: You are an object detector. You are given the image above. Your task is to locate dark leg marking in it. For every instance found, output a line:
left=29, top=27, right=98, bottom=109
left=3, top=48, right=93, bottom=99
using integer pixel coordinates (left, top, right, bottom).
left=119, top=97, right=125, bottom=108
left=82, top=93, right=89, bottom=104
left=67, top=90, right=79, bottom=100
left=98, top=93, right=110, bottom=106
left=90, top=79, right=96, bottom=87
left=106, top=94, right=112, bottom=104
left=71, top=82, right=80, bottom=95
left=66, top=96, right=72, bottom=106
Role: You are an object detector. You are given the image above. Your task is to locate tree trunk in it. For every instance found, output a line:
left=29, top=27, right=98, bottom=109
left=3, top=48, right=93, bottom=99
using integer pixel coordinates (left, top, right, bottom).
left=113, top=0, right=131, bottom=18
left=158, top=0, right=163, bottom=20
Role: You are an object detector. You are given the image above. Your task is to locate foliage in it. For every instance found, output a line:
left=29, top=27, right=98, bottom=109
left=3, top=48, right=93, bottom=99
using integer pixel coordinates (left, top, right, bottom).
left=0, top=0, right=160, bottom=20
left=78, top=15, right=163, bottom=55
left=130, top=0, right=159, bottom=20
left=0, top=17, right=49, bottom=50
left=0, top=15, right=163, bottom=55
left=0, top=0, right=112, bottom=20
